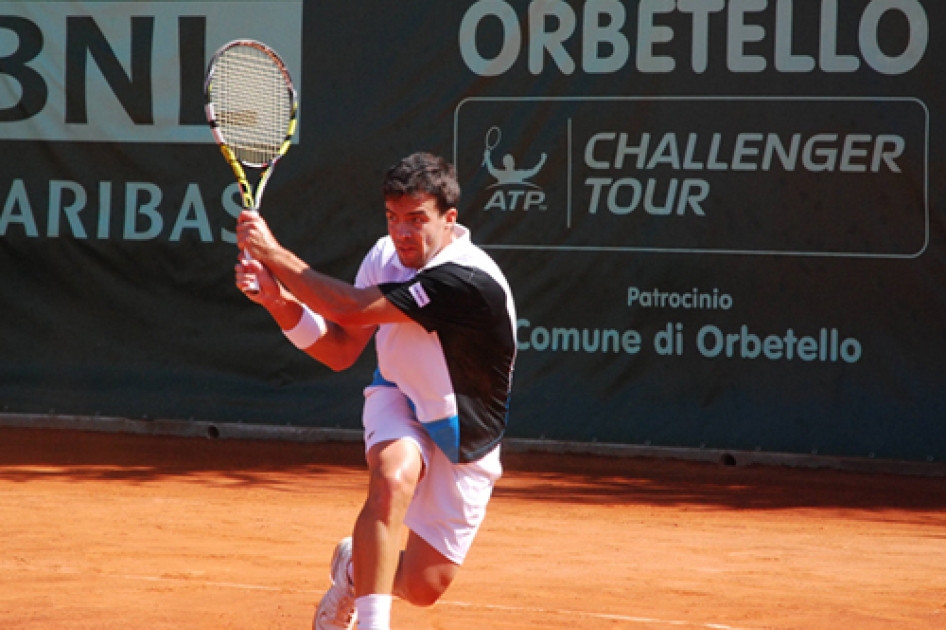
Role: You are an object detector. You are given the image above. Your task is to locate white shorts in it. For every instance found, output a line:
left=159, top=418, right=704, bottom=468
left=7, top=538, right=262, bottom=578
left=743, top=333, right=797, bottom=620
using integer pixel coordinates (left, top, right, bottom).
left=362, top=384, right=502, bottom=565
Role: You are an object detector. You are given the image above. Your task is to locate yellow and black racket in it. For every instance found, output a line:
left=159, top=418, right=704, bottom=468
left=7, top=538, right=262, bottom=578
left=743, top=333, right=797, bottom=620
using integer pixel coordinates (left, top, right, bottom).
left=204, top=39, right=298, bottom=291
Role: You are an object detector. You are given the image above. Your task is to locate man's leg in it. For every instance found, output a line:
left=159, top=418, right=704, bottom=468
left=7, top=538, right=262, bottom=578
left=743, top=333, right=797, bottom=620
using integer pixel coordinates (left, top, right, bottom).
left=351, top=438, right=423, bottom=629
left=353, top=438, right=423, bottom=594
left=313, top=437, right=423, bottom=630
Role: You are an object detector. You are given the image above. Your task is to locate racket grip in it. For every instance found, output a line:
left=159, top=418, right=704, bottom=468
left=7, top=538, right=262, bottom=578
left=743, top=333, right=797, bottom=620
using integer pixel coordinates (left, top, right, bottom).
left=241, top=248, right=260, bottom=294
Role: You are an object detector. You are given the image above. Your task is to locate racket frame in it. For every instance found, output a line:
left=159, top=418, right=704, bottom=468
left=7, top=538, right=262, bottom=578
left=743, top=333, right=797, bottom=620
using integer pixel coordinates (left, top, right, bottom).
left=204, top=38, right=298, bottom=213
left=203, top=39, right=298, bottom=292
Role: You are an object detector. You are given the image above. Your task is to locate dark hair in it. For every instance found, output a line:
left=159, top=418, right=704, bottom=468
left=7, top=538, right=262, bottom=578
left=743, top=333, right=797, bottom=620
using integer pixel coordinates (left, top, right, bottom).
left=381, top=152, right=460, bottom=214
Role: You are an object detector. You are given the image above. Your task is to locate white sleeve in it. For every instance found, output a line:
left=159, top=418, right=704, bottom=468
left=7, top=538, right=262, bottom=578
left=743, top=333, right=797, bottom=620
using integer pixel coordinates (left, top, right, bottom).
left=354, top=237, right=387, bottom=289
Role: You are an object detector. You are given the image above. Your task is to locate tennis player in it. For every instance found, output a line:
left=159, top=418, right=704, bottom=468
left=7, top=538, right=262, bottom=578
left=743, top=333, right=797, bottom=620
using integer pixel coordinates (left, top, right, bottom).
left=234, top=152, right=517, bottom=630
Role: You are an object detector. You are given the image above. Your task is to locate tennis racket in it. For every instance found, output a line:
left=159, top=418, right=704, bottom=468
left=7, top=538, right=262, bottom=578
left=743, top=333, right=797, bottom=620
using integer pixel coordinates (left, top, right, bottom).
left=204, top=39, right=298, bottom=292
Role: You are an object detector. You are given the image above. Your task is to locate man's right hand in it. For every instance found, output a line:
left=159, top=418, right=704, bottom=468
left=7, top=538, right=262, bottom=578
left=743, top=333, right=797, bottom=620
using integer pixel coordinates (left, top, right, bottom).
left=236, top=210, right=282, bottom=264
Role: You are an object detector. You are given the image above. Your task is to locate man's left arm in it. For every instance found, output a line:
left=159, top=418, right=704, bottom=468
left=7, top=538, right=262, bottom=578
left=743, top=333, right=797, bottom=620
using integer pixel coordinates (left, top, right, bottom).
left=237, top=210, right=412, bottom=328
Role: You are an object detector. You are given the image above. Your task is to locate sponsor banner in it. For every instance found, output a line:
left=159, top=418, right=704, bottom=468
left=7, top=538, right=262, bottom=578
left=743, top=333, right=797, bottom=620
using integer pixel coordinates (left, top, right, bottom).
left=455, top=0, right=930, bottom=79
left=1, top=0, right=945, bottom=462
left=0, top=1, right=303, bottom=143
left=455, top=96, right=928, bottom=257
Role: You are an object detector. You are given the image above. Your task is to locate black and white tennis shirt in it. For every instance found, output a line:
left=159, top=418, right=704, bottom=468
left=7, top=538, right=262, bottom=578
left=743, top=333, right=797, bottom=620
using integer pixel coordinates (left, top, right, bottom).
left=354, top=225, right=517, bottom=464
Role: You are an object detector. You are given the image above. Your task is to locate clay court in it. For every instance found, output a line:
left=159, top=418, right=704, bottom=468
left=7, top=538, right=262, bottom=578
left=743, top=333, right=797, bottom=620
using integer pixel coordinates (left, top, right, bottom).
left=1, top=426, right=944, bottom=630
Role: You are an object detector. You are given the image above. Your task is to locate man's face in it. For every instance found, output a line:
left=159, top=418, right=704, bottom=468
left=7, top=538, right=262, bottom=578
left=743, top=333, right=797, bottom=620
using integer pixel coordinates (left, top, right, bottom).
left=385, top=193, right=457, bottom=269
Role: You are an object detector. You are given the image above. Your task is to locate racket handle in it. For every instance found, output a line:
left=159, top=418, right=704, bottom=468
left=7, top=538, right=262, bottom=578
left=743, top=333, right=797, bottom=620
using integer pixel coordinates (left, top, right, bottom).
left=241, top=205, right=261, bottom=294
left=242, top=248, right=260, bottom=294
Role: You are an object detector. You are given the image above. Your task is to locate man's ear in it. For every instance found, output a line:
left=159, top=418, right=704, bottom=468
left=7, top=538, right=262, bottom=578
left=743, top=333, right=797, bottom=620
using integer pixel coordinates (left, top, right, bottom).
left=444, top=207, right=458, bottom=226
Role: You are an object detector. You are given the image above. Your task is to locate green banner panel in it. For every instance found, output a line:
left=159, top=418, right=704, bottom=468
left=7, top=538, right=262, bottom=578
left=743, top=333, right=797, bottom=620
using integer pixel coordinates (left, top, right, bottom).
left=1, top=0, right=944, bottom=461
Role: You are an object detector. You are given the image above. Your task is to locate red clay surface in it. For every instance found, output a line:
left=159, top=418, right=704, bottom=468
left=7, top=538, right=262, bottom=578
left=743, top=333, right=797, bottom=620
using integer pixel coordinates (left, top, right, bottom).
left=1, top=426, right=944, bottom=630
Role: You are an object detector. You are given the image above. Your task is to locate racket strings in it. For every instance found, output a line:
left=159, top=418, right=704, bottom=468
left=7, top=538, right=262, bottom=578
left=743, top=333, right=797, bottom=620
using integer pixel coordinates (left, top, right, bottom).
left=211, top=46, right=293, bottom=166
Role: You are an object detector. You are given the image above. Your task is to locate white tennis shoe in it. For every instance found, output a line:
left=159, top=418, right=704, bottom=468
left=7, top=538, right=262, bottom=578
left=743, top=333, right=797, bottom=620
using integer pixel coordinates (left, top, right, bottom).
left=313, top=537, right=357, bottom=630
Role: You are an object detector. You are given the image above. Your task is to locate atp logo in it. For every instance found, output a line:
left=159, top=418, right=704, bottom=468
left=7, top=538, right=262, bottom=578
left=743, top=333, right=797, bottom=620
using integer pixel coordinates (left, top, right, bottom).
left=481, top=126, right=548, bottom=212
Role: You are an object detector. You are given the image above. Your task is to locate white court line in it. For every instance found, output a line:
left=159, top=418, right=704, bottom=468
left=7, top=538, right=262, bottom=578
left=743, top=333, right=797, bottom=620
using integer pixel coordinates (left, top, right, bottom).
left=6, top=564, right=765, bottom=630
left=118, top=574, right=292, bottom=592
left=439, top=600, right=764, bottom=630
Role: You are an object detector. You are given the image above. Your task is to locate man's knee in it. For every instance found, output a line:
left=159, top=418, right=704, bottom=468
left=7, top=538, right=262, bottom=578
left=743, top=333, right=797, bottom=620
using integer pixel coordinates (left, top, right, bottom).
left=364, top=440, right=423, bottom=522
left=366, top=467, right=416, bottom=520
left=395, top=535, right=460, bottom=607
left=398, top=569, right=453, bottom=607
